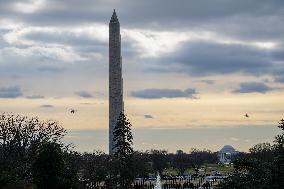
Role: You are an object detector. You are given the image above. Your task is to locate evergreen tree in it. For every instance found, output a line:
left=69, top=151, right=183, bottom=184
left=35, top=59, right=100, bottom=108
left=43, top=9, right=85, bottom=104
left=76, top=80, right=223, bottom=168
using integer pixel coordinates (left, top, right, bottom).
left=272, top=119, right=284, bottom=188
left=112, top=113, right=134, bottom=189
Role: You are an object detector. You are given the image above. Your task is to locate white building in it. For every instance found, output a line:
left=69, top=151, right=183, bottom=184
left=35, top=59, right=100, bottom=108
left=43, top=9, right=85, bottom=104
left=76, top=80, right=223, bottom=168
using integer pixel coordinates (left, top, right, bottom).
left=218, top=145, right=239, bottom=164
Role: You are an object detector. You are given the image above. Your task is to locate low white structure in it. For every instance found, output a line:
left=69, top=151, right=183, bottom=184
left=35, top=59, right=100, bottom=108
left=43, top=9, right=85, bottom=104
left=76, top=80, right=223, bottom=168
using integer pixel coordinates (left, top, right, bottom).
left=218, top=145, right=239, bottom=164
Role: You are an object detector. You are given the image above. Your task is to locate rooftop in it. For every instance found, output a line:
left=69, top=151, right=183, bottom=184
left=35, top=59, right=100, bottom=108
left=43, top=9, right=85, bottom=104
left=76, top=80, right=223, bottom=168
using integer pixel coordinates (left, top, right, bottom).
left=219, top=145, right=236, bottom=153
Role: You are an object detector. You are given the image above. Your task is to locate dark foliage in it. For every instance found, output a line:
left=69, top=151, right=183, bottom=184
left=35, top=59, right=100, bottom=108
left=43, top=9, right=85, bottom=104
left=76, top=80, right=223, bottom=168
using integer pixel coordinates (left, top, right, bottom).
left=150, top=150, right=169, bottom=175
left=61, top=151, right=82, bottom=189
left=111, top=113, right=134, bottom=189
left=32, top=142, right=81, bottom=189
left=172, top=150, right=191, bottom=175
left=132, top=151, right=152, bottom=178
left=169, top=149, right=218, bottom=176
left=32, top=142, right=65, bottom=189
left=2, top=113, right=282, bottom=188
left=81, top=150, right=109, bottom=188
left=220, top=158, right=273, bottom=189
left=249, top=142, right=274, bottom=162
left=190, top=148, right=218, bottom=167
left=272, top=119, right=284, bottom=188
left=219, top=119, right=284, bottom=189
left=0, top=113, right=66, bottom=187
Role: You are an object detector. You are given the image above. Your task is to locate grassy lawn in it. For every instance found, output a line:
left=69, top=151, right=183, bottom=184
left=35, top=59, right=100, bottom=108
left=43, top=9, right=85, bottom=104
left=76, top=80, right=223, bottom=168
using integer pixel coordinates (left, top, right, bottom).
left=202, top=163, right=234, bottom=175
left=163, top=163, right=234, bottom=176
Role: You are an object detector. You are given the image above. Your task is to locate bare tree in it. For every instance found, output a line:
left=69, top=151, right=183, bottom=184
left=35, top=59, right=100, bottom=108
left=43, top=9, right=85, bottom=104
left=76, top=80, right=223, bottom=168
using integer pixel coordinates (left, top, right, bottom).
left=0, top=113, right=66, bottom=184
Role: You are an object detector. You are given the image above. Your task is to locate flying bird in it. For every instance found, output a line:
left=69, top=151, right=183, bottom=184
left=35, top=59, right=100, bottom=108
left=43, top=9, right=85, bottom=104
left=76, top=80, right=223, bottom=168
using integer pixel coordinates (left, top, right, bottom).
left=70, top=109, right=77, bottom=114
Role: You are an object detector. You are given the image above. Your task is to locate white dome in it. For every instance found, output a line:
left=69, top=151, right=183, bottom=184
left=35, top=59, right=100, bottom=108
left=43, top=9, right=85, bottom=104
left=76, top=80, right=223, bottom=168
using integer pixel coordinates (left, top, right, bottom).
left=219, top=145, right=236, bottom=153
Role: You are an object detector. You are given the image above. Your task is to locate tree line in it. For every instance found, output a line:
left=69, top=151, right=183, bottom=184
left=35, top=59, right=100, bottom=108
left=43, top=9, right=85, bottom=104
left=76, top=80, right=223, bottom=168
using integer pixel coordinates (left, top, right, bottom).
left=0, top=112, right=283, bottom=188
left=0, top=113, right=218, bottom=188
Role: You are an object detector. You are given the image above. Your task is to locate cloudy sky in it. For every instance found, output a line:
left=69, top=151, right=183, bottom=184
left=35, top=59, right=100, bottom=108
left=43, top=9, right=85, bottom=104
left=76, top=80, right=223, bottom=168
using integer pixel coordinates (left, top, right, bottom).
left=0, top=0, right=284, bottom=153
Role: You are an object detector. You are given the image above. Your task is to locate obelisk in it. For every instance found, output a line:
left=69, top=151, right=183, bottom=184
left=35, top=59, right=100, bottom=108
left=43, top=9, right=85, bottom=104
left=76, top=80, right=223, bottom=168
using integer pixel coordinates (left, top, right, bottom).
left=109, top=9, right=124, bottom=155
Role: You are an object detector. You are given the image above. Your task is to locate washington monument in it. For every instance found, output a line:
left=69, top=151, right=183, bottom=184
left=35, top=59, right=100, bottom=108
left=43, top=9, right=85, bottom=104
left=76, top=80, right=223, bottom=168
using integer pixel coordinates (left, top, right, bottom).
left=109, top=10, right=124, bottom=155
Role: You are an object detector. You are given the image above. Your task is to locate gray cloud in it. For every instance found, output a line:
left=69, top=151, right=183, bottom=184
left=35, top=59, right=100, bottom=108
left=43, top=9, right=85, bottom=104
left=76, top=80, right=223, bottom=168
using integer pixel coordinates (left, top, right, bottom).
left=1, top=1, right=282, bottom=28
left=1, top=1, right=283, bottom=57
left=275, top=76, right=284, bottom=83
left=26, top=94, right=45, bottom=99
left=233, top=82, right=274, bottom=94
left=131, top=88, right=198, bottom=99
left=1, top=0, right=283, bottom=43
left=144, top=114, right=154, bottom=119
left=273, top=67, right=284, bottom=83
left=146, top=42, right=275, bottom=76
left=0, top=0, right=283, bottom=99
left=75, top=91, right=93, bottom=98
left=24, top=30, right=106, bottom=47
left=80, top=102, right=97, bottom=105
left=10, top=74, right=22, bottom=79
left=37, top=66, right=64, bottom=73
left=21, top=29, right=135, bottom=61
left=200, top=80, right=215, bottom=84
left=0, top=86, right=23, bottom=98
left=40, top=104, right=54, bottom=108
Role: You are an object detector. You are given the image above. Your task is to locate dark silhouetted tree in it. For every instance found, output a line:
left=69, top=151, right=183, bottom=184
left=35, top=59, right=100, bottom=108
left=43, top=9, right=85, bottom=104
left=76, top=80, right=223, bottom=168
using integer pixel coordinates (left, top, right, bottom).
left=190, top=148, right=218, bottom=175
left=0, top=113, right=66, bottom=187
left=172, top=150, right=192, bottom=175
left=219, top=119, right=284, bottom=189
left=132, top=151, right=152, bottom=178
left=150, top=150, right=169, bottom=175
left=82, top=150, right=109, bottom=188
left=219, top=158, right=272, bottom=189
left=272, top=119, right=284, bottom=188
left=32, top=142, right=64, bottom=189
left=61, top=150, right=81, bottom=189
left=249, top=142, right=274, bottom=162
left=112, top=113, right=134, bottom=189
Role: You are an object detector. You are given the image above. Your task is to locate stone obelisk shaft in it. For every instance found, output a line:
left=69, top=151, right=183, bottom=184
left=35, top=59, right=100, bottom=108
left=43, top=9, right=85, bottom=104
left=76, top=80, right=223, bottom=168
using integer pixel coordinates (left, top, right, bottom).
left=109, top=10, right=123, bottom=155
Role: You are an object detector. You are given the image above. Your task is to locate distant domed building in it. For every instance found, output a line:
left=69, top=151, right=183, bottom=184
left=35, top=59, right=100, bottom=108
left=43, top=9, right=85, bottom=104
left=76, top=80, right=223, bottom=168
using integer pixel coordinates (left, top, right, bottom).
left=218, top=145, right=239, bottom=164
